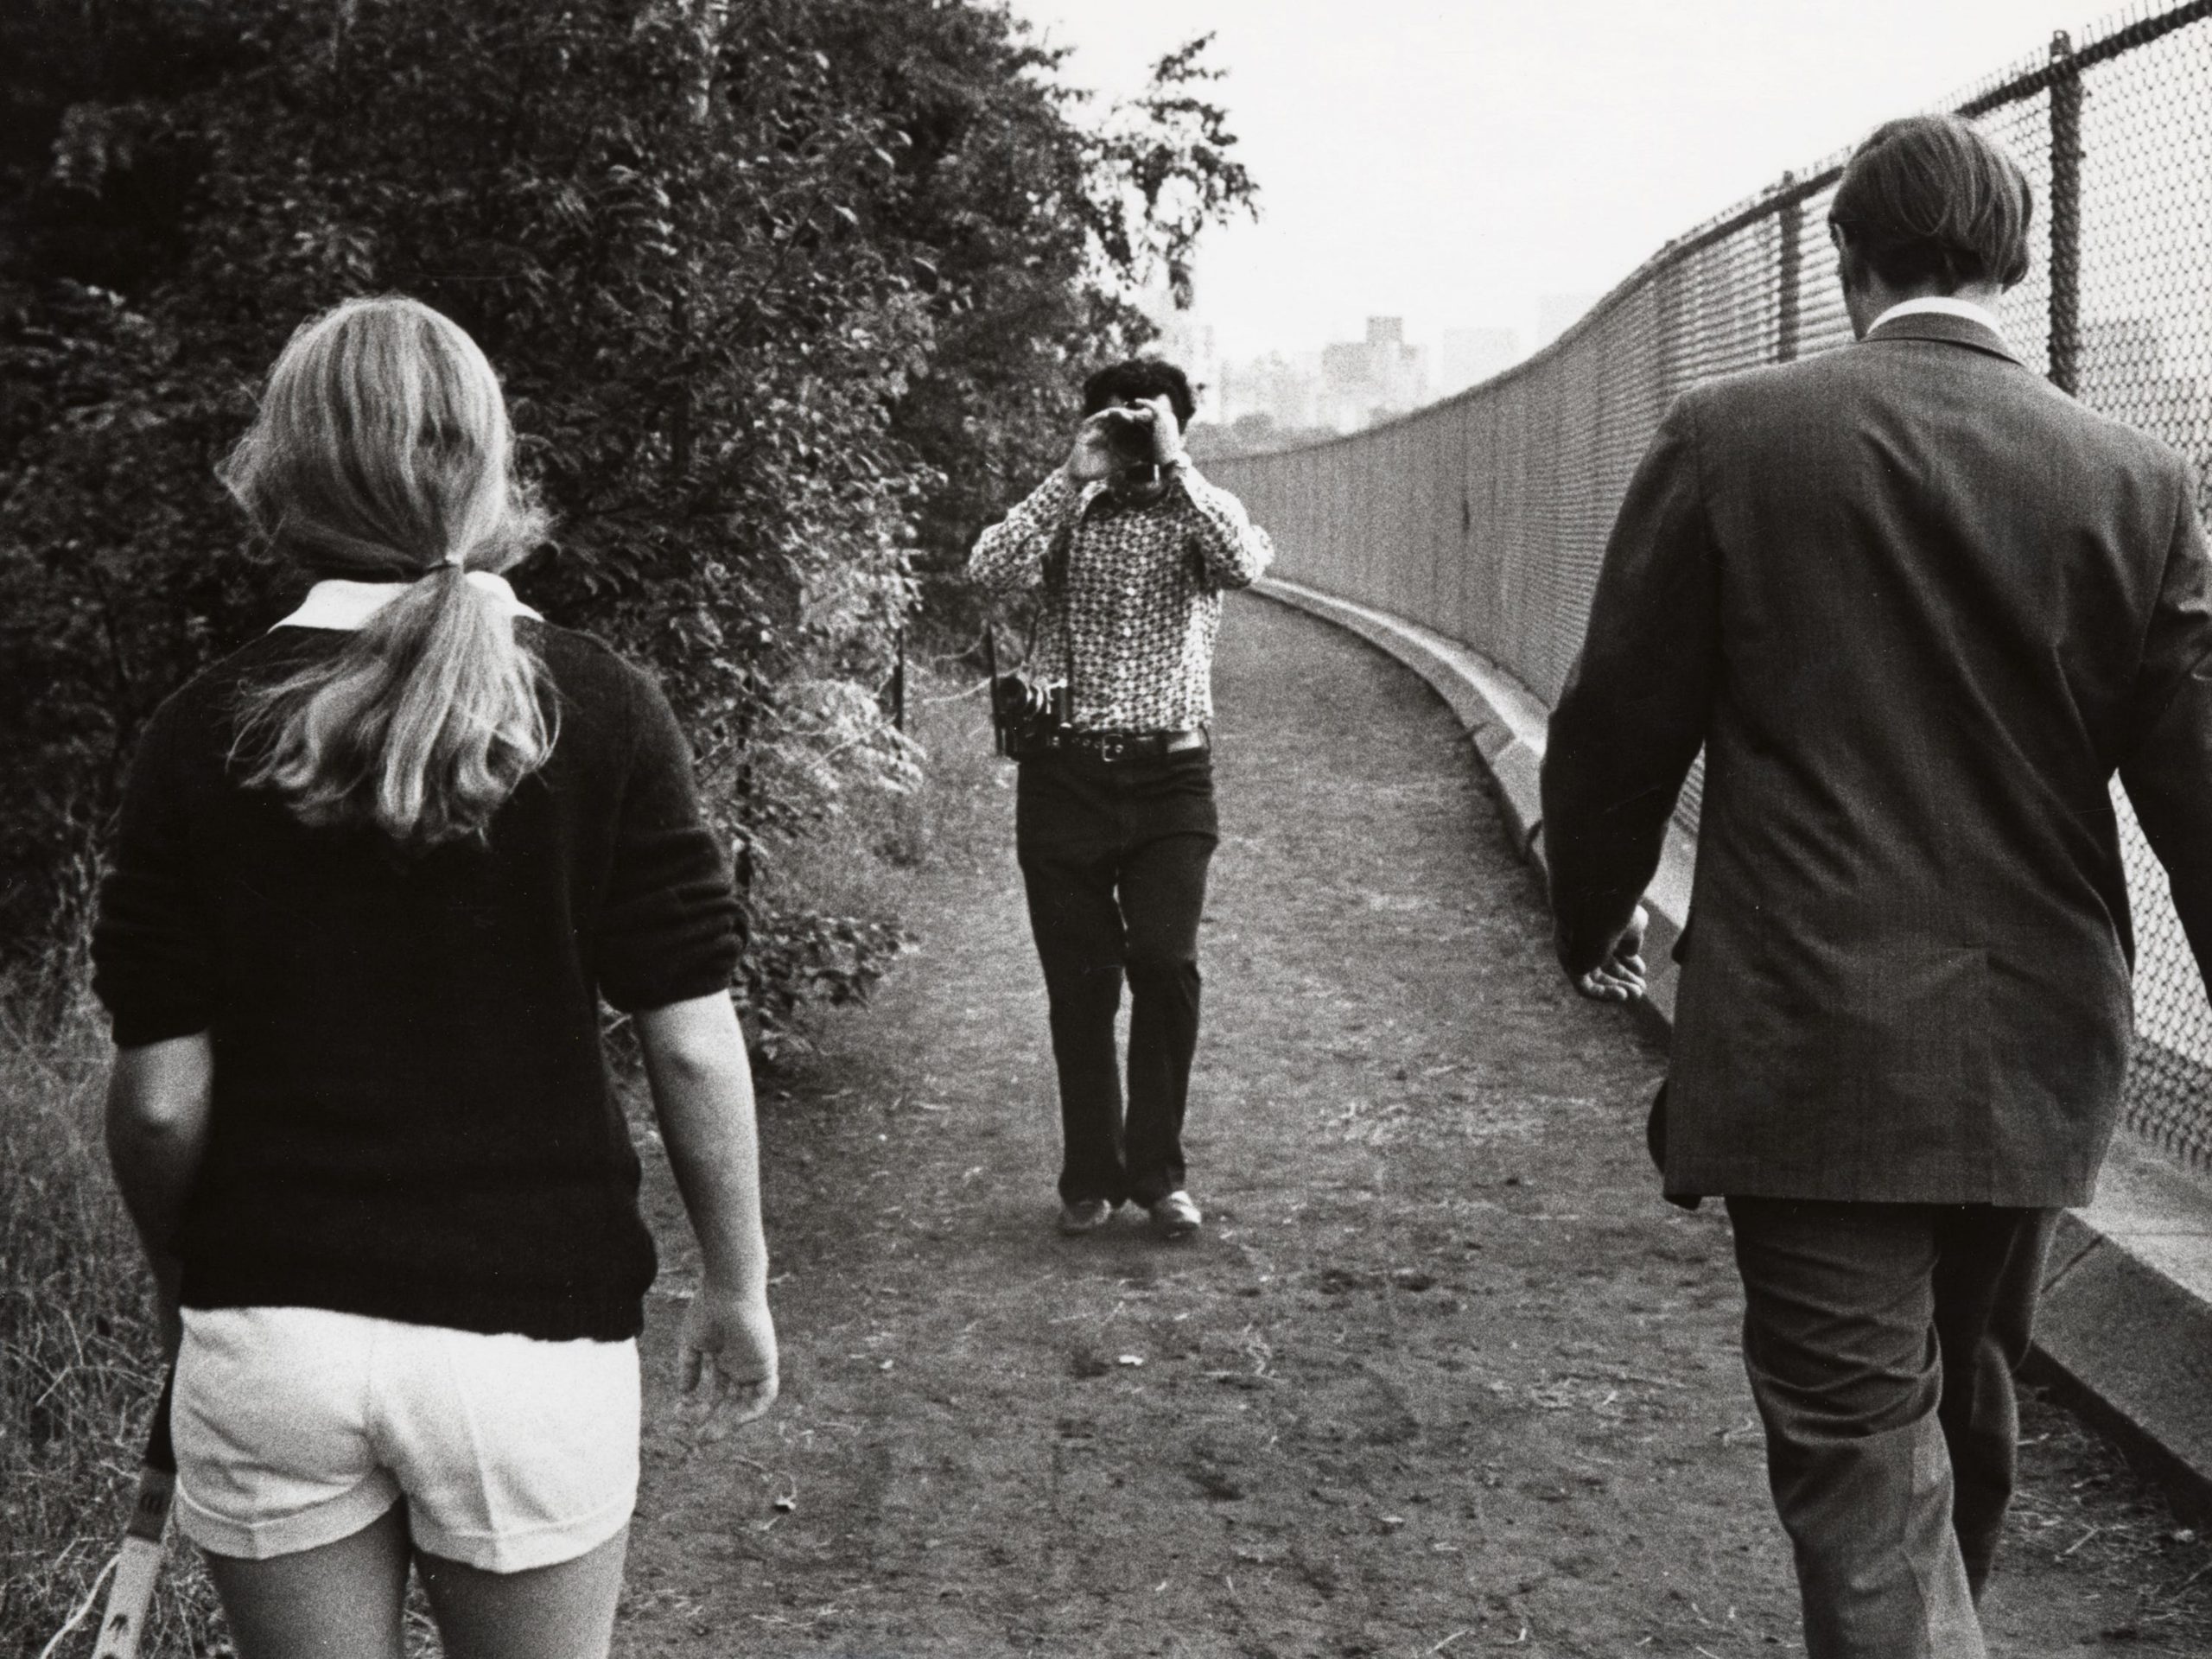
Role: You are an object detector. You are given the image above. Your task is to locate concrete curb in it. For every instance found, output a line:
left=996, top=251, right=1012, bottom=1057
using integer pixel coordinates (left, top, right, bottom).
left=1249, top=574, right=2212, bottom=1521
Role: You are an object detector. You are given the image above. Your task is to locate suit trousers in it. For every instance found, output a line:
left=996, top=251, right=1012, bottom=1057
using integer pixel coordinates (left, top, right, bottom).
left=1015, top=746, right=1218, bottom=1208
left=1725, top=1198, right=2058, bottom=1659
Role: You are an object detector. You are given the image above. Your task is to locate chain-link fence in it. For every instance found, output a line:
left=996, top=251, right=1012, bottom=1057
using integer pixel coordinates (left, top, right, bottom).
left=1211, top=0, right=2212, bottom=1176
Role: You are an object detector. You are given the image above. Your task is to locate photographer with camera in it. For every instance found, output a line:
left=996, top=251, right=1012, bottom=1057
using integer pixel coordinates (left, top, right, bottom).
left=969, top=359, right=1273, bottom=1240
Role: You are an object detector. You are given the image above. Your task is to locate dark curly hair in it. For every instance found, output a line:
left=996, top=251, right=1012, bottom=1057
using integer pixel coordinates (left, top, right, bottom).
left=1081, top=358, right=1196, bottom=430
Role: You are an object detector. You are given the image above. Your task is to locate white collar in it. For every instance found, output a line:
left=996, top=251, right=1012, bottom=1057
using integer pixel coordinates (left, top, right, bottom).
left=1868, top=296, right=2008, bottom=343
left=271, top=574, right=542, bottom=632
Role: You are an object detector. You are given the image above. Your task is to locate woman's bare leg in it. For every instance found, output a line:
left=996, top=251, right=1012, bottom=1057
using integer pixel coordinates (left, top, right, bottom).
left=202, top=1503, right=410, bottom=1659
left=415, top=1524, right=629, bottom=1659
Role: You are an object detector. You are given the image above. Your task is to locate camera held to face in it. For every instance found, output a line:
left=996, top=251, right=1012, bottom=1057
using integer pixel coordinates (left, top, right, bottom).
left=1094, top=404, right=1159, bottom=469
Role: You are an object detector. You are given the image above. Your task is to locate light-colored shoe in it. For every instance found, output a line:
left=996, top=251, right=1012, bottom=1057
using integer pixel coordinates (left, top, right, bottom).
left=1058, top=1198, right=1115, bottom=1236
left=1148, top=1190, right=1202, bottom=1240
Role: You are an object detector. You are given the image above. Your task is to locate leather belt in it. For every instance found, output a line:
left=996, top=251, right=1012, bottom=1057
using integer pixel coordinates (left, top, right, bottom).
left=1064, top=728, right=1210, bottom=763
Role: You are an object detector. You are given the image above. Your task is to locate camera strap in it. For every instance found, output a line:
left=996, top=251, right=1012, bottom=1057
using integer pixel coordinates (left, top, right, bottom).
left=1046, top=513, right=1078, bottom=707
left=982, top=621, right=1022, bottom=760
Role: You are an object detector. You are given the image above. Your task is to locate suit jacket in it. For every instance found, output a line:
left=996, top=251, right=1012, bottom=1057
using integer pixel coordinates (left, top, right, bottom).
left=1541, top=310, right=2212, bottom=1206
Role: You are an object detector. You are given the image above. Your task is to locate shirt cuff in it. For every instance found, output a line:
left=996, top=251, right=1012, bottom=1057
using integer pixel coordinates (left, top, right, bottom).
left=1034, top=468, right=1084, bottom=513
left=1168, top=458, right=1216, bottom=501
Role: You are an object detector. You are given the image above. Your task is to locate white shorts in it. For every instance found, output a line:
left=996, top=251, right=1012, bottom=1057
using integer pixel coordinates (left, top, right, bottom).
left=173, top=1305, right=640, bottom=1573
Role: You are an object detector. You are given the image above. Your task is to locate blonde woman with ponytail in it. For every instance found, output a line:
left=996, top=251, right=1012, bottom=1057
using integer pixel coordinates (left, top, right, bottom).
left=92, top=297, right=776, bottom=1659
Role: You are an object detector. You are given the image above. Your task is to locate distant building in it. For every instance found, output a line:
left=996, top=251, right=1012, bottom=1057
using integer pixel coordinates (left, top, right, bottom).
left=1219, top=352, right=1324, bottom=430
left=1318, top=316, right=1427, bottom=430
left=2077, top=314, right=2212, bottom=476
left=1437, top=327, right=1521, bottom=394
left=1135, top=277, right=1222, bottom=423
left=1211, top=315, right=1528, bottom=450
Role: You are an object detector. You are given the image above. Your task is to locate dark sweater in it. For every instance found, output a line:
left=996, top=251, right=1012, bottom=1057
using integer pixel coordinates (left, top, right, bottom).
left=92, top=622, right=742, bottom=1341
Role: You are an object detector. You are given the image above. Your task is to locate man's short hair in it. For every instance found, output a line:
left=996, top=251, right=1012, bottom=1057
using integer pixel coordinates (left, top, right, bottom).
left=1082, top=359, right=1196, bottom=430
left=1830, top=114, right=2033, bottom=292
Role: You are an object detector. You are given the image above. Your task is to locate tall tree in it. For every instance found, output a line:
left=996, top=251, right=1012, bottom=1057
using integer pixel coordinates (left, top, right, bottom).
left=0, top=0, right=1256, bottom=1023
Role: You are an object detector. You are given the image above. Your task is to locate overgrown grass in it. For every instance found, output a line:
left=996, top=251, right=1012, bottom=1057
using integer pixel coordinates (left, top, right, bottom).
left=0, top=987, right=225, bottom=1658
left=0, top=660, right=998, bottom=1655
left=743, top=660, right=1001, bottom=1064
left=766, top=659, right=997, bottom=920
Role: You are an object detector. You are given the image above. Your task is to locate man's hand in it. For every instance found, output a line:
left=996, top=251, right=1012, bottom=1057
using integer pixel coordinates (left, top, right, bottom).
left=1138, top=394, right=1185, bottom=467
left=1574, top=904, right=1649, bottom=1003
left=677, top=1278, right=779, bottom=1433
left=1066, top=397, right=1185, bottom=483
left=1065, top=412, right=1124, bottom=483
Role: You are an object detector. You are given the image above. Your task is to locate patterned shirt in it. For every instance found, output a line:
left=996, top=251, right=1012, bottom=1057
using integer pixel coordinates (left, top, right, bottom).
left=968, top=461, right=1274, bottom=732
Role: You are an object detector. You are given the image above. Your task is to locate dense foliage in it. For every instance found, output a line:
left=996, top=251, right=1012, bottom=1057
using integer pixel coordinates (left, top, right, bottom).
left=0, top=0, right=1255, bottom=1034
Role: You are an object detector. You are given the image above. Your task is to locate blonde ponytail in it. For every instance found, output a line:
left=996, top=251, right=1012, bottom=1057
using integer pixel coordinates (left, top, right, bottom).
left=223, top=297, right=556, bottom=847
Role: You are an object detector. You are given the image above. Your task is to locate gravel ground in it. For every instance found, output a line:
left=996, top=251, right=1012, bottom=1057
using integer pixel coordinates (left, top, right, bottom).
left=617, top=593, right=2212, bottom=1657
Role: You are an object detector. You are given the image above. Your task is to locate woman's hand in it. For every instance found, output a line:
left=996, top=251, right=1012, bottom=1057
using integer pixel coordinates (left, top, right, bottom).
left=154, top=1253, right=184, bottom=1363
left=635, top=994, right=776, bottom=1432
left=677, top=1279, right=779, bottom=1429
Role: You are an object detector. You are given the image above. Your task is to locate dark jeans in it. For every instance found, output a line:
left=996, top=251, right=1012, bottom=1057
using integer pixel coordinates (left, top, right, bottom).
left=1015, top=747, right=1218, bottom=1208
left=1726, top=1198, right=2058, bottom=1659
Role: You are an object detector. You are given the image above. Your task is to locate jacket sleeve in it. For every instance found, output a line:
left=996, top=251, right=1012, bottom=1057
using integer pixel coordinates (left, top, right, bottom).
left=968, top=469, right=1084, bottom=596
left=92, top=701, right=216, bottom=1047
left=1173, top=462, right=1274, bottom=590
left=1540, top=392, right=1720, bottom=978
left=594, top=668, right=744, bottom=1014
left=2117, top=472, right=2212, bottom=986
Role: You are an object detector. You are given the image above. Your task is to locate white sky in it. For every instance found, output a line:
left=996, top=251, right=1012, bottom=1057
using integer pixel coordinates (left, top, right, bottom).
left=999, top=0, right=2084, bottom=360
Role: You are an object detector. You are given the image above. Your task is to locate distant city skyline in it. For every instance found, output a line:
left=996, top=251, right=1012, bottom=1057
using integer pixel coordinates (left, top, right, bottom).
left=1205, top=295, right=1614, bottom=442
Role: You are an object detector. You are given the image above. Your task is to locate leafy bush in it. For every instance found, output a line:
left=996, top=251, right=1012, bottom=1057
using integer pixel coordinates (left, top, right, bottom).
left=0, top=989, right=226, bottom=1657
left=740, top=910, right=910, bottom=1063
left=0, top=0, right=1255, bottom=1036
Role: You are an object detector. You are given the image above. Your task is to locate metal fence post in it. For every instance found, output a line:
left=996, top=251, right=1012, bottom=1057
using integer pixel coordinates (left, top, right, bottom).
left=2049, top=31, right=2083, bottom=396
left=1776, top=175, right=1802, bottom=365
left=892, top=624, right=906, bottom=734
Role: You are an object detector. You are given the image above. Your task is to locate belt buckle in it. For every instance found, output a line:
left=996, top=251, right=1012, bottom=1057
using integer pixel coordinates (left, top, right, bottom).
left=1102, top=734, right=1128, bottom=762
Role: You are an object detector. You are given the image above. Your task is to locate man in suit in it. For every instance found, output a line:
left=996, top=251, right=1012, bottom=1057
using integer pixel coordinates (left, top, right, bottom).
left=1540, top=114, right=2212, bottom=1657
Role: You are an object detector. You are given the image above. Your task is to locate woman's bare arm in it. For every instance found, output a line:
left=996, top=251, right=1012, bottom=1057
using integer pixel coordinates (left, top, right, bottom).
left=634, top=992, right=778, bottom=1424
left=105, top=1032, right=214, bottom=1356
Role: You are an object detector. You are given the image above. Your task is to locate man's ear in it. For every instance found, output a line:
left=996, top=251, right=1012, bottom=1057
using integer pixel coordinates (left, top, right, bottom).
left=1833, top=233, right=1872, bottom=299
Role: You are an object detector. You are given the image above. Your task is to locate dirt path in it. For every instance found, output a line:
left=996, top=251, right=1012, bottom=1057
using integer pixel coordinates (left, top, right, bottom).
left=618, top=594, right=2212, bottom=1657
